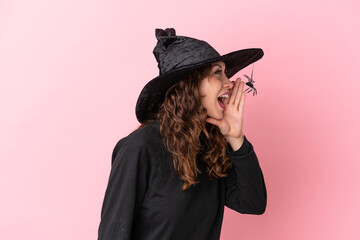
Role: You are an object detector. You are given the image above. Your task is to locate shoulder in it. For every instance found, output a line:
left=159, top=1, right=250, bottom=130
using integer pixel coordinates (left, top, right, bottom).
left=121, top=120, right=162, bottom=149
left=111, top=121, right=165, bottom=163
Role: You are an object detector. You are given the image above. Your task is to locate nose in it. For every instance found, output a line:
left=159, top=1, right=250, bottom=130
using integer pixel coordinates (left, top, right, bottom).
left=222, top=77, right=233, bottom=89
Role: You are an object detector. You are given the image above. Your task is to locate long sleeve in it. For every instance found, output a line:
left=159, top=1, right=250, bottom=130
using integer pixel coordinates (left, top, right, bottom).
left=225, top=135, right=267, bottom=214
left=98, top=141, right=148, bottom=240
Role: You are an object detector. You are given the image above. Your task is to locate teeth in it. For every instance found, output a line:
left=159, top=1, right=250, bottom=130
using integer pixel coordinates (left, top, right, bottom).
left=219, top=94, right=229, bottom=98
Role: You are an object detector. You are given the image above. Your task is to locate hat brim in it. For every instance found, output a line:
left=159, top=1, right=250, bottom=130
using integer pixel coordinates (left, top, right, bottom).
left=136, top=48, right=264, bottom=123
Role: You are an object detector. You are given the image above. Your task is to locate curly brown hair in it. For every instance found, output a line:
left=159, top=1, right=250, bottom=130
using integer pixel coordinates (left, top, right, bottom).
left=141, top=65, right=232, bottom=190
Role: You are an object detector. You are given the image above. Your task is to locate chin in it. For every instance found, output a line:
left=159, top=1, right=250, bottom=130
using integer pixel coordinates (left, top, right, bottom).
left=209, top=111, right=223, bottom=120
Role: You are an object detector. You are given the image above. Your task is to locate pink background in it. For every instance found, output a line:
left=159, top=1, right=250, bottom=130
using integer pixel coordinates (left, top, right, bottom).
left=1, top=0, right=359, bottom=239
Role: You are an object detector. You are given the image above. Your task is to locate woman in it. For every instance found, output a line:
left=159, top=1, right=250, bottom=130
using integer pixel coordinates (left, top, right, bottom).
left=98, top=28, right=267, bottom=240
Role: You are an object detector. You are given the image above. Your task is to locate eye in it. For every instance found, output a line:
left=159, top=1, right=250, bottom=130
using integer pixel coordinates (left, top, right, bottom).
left=215, top=69, right=222, bottom=74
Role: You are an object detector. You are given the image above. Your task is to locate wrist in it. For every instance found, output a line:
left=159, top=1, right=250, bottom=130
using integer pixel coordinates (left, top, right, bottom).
left=226, top=133, right=245, bottom=151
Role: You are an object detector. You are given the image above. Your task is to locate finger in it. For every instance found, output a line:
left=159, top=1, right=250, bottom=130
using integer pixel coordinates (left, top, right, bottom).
left=229, top=78, right=241, bottom=104
left=239, top=90, right=246, bottom=112
left=226, top=81, right=235, bottom=104
left=235, top=81, right=245, bottom=110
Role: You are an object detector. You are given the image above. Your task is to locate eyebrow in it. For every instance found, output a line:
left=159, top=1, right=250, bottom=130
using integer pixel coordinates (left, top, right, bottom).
left=212, top=64, right=227, bottom=72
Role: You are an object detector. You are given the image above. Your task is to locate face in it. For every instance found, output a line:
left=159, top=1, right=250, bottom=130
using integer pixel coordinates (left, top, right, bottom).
left=198, top=61, right=233, bottom=120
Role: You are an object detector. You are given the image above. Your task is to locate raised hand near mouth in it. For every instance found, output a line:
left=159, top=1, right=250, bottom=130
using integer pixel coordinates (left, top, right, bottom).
left=206, top=78, right=246, bottom=151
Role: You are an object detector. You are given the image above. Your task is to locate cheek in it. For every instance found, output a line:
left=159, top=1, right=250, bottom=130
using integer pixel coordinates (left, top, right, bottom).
left=198, top=79, right=209, bottom=95
left=198, top=77, right=222, bottom=108
left=208, top=78, right=223, bottom=90
left=200, top=79, right=220, bottom=94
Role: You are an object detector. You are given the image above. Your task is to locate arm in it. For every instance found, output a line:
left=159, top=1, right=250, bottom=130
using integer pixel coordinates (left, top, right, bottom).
left=206, top=79, right=267, bottom=213
left=225, top=135, right=267, bottom=214
left=98, top=142, right=148, bottom=240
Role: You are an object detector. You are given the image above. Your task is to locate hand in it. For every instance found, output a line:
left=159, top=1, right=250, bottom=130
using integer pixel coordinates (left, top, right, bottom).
left=206, top=78, right=246, bottom=150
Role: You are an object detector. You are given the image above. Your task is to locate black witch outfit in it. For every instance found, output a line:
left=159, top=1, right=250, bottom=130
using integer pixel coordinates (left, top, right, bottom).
left=98, top=28, right=267, bottom=240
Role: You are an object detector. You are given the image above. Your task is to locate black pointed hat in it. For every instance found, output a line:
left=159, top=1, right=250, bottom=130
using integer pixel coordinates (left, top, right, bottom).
left=135, top=28, right=264, bottom=123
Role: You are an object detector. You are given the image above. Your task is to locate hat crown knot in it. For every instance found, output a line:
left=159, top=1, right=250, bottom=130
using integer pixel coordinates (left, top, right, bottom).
left=153, top=28, right=220, bottom=75
left=155, top=28, right=184, bottom=51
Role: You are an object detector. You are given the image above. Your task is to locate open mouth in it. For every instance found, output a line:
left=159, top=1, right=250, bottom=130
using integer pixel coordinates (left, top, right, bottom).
left=217, top=93, right=229, bottom=110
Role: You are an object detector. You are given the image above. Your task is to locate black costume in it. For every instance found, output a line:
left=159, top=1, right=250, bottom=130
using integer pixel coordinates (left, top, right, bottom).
left=98, top=121, right=267, bottom=240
